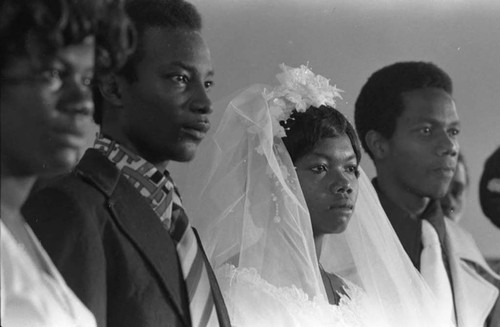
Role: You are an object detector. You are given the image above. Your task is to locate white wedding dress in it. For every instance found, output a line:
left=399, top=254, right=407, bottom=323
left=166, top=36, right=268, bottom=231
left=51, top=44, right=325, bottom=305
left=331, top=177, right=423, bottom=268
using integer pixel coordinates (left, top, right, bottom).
left=217, top=264, right=388, bottom=327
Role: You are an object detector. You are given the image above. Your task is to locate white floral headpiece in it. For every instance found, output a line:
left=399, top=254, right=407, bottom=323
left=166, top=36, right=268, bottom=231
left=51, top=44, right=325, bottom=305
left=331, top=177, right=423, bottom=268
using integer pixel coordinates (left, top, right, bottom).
left=263, top=63, right=343, bottom=137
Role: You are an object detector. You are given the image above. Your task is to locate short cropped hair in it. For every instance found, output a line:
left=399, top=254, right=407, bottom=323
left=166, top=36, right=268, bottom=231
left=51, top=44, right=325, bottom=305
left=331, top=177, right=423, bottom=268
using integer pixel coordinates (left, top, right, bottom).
left=281, top=105, right=362, bottom=166
left=354, top=61, right=453, bottom=159
left=0, top=0, right=134, bottom=77
left=93, top=0, right=202, bottom=124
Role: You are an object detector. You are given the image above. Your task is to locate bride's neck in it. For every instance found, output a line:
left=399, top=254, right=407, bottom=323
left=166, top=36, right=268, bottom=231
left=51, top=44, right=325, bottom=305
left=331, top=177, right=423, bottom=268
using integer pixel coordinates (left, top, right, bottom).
left=314, top=234, right=324, bottom=260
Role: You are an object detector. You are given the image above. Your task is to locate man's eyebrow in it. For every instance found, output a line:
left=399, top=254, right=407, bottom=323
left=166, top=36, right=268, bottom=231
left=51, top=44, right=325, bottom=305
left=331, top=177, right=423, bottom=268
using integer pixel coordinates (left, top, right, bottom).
left=169, top=61, right=214, bottom=77
left=410, top=117, right=461, bottom=127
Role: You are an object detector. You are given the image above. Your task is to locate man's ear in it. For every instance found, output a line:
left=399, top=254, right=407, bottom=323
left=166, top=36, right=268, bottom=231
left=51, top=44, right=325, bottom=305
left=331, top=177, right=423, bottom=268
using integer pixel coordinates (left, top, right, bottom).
left=99, top=74, right=123, bottom=106
left=365, top=130, right=390, bottom=160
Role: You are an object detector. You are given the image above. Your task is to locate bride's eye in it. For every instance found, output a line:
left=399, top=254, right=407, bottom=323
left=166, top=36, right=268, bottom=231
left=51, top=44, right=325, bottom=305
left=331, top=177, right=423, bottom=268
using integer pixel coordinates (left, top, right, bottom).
left=311, top=164, right=328, bottom=174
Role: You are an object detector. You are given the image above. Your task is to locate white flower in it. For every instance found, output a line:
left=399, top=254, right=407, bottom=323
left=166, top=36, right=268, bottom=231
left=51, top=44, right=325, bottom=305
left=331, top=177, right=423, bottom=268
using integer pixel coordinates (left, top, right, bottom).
left=264, top=64, right=343, bottom=137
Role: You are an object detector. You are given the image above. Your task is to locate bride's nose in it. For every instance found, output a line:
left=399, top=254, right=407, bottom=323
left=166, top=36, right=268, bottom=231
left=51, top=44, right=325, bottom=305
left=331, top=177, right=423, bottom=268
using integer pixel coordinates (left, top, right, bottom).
left=329, top=173, right=354, bottom=195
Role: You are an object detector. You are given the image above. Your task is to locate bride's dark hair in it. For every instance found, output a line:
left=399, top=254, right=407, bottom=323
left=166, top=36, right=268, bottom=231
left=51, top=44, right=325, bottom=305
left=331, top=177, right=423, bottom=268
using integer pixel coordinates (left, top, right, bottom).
left=280, top=105, right=362, bottom=165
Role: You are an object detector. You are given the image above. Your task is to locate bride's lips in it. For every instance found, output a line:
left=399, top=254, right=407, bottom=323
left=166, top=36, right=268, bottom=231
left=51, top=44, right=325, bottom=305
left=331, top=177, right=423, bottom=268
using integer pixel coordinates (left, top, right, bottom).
left=328, top=200, right=355, bottom=213
left=182, top=120, right=211, bottom=140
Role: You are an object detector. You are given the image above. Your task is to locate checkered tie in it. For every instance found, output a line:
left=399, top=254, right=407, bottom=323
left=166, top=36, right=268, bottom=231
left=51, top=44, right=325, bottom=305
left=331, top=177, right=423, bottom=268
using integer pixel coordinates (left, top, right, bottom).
left=163, top=174, right=219, bottom=327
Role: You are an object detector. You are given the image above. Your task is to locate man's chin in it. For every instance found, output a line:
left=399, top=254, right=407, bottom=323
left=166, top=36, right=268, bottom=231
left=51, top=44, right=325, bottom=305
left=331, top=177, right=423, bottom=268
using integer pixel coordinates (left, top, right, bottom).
left=136, top=143, right=198, bottom=165
left=421, top=185, right=449, bottom=200
left=408, top=181, right=449, bottom=200
left=173, top=156, right=195, bottom=163
left=171, top=144, right=199, bottom=162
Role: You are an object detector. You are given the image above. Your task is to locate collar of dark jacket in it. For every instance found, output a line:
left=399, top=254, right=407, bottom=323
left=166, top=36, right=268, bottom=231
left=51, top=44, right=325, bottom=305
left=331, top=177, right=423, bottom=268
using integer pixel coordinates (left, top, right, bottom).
left=74, top=148, right=122, bottom=197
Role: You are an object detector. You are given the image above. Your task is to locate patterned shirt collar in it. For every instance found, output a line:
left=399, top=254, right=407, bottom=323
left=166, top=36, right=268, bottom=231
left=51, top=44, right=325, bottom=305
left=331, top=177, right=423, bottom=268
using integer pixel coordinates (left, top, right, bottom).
left=94, top=134, right=177, bottom=229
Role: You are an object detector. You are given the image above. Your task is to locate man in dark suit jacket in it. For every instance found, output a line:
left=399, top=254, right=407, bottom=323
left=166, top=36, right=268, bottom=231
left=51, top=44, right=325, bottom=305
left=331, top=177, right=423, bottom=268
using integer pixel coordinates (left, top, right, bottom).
left=354, top=61, right=499, bottom=327
left=22, top=1, right=230, bottom=326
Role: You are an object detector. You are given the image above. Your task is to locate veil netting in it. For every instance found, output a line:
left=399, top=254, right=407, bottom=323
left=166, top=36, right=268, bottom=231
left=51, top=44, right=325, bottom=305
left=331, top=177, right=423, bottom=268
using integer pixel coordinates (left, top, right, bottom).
left=182, top=83, right=454, bottom=327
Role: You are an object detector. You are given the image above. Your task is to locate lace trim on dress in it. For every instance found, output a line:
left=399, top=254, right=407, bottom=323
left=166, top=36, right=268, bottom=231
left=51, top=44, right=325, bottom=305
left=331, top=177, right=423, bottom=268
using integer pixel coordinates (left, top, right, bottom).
left=217, top=264, right=384, bottom=327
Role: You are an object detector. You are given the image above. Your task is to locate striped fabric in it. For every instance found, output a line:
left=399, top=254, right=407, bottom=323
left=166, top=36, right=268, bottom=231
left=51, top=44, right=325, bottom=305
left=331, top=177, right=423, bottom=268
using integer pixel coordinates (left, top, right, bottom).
left=94, top=135, right=219, bottom=327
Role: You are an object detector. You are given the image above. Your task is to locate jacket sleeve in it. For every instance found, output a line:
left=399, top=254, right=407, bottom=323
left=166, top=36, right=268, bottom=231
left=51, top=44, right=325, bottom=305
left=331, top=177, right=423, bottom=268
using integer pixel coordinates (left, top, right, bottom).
left=22, top=183, right=107, bottom=327
left=479, top=147, right=500, bottom=228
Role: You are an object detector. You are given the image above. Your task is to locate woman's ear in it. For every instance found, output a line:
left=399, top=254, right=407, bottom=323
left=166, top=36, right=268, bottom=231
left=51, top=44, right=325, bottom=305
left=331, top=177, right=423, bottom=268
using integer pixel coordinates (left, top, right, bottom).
left=365, top=130, right=389, bottom=160
left=98, top=74, right=123, bottom=106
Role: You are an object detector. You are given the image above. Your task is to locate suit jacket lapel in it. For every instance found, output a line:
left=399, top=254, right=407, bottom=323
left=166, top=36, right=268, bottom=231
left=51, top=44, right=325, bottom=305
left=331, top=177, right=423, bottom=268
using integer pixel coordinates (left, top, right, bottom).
left=108, top=180, right=191, bottom=326
left=77, top=149, right=191, bottom=327
left=445, top=220, right=499, bottom=327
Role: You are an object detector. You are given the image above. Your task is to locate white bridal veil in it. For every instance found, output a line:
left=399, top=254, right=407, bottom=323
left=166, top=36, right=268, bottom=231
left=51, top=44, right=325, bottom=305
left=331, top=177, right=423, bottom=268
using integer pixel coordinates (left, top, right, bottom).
left=184, top=65, right=454, bottom=327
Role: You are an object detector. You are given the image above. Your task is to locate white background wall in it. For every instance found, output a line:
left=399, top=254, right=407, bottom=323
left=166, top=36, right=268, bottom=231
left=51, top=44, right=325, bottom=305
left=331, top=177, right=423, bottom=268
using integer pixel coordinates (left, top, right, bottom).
left=89, top=0, right=500, bottom=258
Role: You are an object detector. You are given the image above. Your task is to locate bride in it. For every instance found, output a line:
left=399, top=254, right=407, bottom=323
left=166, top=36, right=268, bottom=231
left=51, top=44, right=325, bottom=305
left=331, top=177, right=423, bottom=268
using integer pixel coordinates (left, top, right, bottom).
left=184, top=64, right=454, bottom=326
